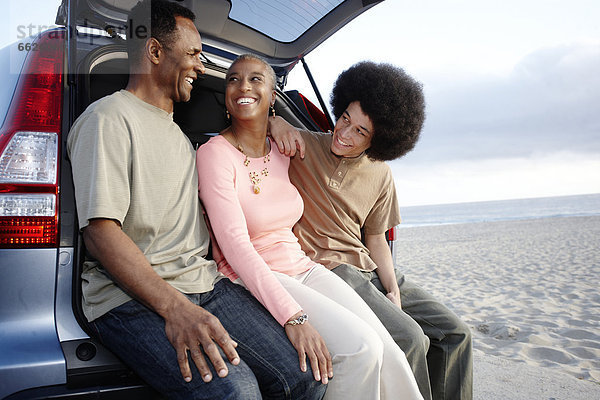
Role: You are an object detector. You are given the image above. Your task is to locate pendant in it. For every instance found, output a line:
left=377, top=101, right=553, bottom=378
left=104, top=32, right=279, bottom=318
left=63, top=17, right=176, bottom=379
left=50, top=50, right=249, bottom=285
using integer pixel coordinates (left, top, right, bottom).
left=253, top=185, right=261, bottom=194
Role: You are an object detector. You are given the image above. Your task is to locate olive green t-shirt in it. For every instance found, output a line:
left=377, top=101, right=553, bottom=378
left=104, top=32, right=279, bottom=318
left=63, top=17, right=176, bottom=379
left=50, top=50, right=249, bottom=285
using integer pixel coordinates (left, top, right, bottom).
left=67, top=90, right=221, bottom=321
left=290, top=130, right=400, bottom=271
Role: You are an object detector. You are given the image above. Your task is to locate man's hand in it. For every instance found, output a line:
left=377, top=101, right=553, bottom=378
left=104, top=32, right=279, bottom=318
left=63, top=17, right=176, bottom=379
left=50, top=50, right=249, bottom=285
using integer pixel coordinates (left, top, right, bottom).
left=386, top=290, right=402, bottom=309
left=83, top=219, right=239, bottom=383
left=268, top=116, right=305, bottom=158
left=284, top=316, right=332, bottom=384
left=365, top=232, right=403, bottom=309
left=164, top=301, right=240, bottom=383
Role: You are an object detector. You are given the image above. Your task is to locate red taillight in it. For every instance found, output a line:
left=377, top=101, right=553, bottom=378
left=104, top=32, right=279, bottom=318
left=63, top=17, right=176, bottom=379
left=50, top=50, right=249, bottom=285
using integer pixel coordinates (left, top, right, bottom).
left=0, top=216, right=58, bottom=246
left=0, top=29, right=64, bottom=248
left=386, top=225, right=396, bottom=241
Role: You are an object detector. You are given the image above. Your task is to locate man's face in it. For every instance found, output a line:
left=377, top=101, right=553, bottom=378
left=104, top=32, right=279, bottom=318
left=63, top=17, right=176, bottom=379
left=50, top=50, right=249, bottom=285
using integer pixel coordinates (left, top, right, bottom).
left=330, top=101, right=374, bottom=158
left=157, top=16, right=205, bottom=103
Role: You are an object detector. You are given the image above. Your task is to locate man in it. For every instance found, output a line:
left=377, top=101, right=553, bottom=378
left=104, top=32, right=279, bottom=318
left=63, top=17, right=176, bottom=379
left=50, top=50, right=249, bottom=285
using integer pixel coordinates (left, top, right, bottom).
left=67, top=1, right=325, bottom=399
left=272, top=61, right=473, bottom=400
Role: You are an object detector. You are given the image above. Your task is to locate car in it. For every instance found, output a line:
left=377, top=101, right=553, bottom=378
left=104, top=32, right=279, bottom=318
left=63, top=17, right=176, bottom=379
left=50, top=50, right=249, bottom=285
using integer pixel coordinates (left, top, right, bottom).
left=0, top=0, right=391, bottom=398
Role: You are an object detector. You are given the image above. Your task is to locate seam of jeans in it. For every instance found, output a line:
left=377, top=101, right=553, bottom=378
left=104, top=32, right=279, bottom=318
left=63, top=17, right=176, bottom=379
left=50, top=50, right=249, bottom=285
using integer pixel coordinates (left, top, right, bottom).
left=89, top=320, right=103, bottom=342
left=229, top=333, right=292, bottom=399
left=104, top=309, right=202, bottom=397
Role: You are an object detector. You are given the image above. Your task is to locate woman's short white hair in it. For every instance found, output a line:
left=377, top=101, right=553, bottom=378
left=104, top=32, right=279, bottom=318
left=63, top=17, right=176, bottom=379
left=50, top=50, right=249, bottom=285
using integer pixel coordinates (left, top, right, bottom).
left=228, top=53, right=277, bottom=90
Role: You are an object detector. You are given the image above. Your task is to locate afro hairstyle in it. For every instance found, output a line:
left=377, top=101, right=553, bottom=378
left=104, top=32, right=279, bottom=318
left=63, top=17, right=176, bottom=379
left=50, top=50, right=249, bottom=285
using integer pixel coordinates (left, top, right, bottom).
left=330, top=61, right=425, bottom=161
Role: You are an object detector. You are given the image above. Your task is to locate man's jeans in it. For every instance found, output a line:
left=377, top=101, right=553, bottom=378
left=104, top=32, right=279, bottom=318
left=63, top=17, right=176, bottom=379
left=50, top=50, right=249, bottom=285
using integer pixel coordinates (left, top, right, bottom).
left=91, top=279, right=325, bottom=400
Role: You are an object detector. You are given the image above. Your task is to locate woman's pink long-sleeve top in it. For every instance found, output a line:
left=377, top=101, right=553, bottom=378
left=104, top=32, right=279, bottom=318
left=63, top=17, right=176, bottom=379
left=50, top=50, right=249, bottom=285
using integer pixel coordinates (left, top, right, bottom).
left=196, top=135, right=314, bottom=325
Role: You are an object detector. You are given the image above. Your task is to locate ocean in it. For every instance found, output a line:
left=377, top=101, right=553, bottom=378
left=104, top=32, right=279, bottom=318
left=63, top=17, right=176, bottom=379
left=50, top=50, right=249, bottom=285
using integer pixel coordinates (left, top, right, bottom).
left=398, top=193, right=600, bottom=228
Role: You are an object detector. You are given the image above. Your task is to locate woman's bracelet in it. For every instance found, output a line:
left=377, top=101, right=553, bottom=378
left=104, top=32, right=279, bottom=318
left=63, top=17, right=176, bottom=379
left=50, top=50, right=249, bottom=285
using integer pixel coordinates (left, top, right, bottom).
left=285, top=313, right=308, bottom=326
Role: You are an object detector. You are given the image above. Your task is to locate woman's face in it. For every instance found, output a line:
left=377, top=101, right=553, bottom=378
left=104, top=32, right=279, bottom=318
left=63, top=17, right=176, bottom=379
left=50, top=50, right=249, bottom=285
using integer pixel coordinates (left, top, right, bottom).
left=330, top=101, right=374, bottom=158
left=225, top=58, right=276, bottom=122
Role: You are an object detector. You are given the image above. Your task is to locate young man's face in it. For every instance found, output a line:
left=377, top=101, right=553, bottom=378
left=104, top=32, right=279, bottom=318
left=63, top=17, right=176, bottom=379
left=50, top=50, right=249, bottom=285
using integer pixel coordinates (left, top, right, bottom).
left=330, top=101, right=374, bottom=158
left=157, top=16, right=205, bottom=103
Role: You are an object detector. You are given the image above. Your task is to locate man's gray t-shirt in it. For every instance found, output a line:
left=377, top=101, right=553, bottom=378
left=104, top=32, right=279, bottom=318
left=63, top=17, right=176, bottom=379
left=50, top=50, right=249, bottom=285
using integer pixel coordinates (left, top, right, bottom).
left=67, top=90, right=221, bottom=321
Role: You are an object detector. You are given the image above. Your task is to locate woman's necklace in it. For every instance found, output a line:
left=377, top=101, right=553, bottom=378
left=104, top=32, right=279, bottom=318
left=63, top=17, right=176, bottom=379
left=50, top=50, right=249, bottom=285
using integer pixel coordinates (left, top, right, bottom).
left=230, top=125, right=270, bottom=194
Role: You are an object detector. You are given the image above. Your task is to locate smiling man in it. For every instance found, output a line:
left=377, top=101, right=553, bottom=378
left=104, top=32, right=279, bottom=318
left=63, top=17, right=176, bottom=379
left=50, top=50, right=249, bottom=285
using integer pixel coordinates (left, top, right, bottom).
left=272, top=61, right=473, bottom=400
left=67, top=1, right=325, bottom=399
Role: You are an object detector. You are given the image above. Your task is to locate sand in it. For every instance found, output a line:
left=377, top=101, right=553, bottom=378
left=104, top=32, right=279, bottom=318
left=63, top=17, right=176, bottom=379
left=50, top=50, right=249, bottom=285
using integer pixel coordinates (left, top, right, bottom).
left=396, top=215, right=600, bottom=399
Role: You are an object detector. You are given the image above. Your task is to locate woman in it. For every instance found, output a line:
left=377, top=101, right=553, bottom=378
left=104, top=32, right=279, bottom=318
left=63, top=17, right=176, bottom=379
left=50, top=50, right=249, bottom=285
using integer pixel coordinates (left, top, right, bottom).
left=196, top=54, right=423, bottom=400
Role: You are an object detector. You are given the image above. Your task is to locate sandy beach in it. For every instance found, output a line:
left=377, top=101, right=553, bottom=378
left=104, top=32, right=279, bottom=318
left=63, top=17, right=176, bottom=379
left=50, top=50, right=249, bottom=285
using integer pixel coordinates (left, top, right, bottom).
left=396, top=215, right=600, bottom=399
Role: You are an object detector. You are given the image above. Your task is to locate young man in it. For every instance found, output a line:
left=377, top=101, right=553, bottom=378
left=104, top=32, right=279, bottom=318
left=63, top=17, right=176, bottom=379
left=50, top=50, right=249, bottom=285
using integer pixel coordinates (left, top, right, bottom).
left=67, top=1, right=325, bottom=399
left=272, top=61, right=473, bottom=400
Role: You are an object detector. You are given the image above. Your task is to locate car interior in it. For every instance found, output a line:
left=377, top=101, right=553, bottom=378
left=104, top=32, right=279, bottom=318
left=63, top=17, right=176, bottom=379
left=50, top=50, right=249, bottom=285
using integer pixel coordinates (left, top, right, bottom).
left=80, top=45, right=324, bottom=151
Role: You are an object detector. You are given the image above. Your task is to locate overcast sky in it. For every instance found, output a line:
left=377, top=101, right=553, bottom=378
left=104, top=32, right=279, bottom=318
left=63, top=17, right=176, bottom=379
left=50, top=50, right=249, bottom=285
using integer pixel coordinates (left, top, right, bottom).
left=287, top=0, right=600, bottom=206
left=3, top=0, right=599, bottom=206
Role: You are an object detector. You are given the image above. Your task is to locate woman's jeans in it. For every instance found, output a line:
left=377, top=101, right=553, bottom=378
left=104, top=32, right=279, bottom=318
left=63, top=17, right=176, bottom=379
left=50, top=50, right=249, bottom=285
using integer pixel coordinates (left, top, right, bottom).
left=91, top=279, right=325, bottom=400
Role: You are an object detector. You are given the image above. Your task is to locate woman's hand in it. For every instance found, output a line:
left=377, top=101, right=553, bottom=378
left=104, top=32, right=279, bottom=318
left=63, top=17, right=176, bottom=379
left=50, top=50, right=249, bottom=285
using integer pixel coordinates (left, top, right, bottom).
left=284, top=318, right=332, bottom=384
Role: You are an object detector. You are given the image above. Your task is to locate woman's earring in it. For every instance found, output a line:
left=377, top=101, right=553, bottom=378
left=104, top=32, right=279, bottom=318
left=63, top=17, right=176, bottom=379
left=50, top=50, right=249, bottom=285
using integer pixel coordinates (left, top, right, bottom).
left=226, top=109, right=230, bottom=120
left=270, top=105, right=276, bottom=118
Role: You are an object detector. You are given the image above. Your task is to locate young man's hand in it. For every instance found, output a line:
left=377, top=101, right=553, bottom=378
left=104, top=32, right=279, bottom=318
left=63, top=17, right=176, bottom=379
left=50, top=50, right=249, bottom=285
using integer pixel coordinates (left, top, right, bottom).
left=365, top=232, right=403, bottom=309
left=268, top=116, right=305, bottom=158
left=386, top=290, right=402, bottom=309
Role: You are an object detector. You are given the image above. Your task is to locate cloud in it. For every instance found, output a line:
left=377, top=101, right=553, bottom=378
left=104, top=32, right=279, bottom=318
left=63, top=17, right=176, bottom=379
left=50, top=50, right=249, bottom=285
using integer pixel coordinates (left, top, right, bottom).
left=408, top=41, right=600, bottom=163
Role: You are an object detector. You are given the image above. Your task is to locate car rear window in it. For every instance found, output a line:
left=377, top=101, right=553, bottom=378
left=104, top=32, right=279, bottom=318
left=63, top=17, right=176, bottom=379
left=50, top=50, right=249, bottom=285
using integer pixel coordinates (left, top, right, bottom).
left=229, top=0, right=343, bottom=42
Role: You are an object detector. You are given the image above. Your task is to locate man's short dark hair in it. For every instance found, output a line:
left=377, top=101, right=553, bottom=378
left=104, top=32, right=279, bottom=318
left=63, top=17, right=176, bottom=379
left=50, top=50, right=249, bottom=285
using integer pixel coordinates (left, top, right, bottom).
left=330, top=61, right=426, bottom=161
left=127, top=0, right=196, bottom=62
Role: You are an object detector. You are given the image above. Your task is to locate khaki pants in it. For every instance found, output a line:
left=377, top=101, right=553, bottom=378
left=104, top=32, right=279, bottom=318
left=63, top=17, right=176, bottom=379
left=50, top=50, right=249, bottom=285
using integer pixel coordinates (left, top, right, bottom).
left=276, top=265, right=423, bottom=400
left=238, top=264, right=423, bottom=400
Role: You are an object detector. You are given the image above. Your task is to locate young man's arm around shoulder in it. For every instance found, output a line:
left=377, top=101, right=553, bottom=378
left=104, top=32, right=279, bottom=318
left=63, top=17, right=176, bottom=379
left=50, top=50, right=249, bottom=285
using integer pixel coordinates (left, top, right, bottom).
left=268, top=115, right=307, bottom=158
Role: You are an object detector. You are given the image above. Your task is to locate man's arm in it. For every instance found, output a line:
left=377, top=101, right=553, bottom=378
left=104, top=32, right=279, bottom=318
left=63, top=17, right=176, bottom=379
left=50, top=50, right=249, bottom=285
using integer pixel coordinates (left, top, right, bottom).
left=83, top=218, right=240, bottom=383
left=365, top=232, right=402, bottom=309
left=268, top=115, right=305, bottom=158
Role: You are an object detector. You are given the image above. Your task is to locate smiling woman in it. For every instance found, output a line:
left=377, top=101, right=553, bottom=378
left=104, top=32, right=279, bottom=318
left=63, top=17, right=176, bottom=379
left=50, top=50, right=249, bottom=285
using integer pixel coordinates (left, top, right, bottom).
left=225, top=54, right=276, bottom=127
